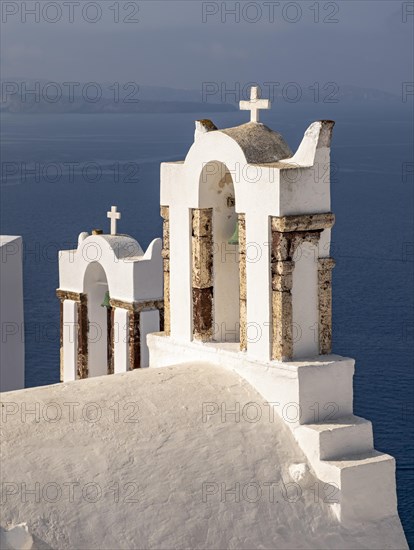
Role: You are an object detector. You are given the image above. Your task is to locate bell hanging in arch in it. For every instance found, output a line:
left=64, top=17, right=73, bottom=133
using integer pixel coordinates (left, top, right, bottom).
left=228, top=222, right=239, bottom=245
left=101, top=291, right=111, bottom=309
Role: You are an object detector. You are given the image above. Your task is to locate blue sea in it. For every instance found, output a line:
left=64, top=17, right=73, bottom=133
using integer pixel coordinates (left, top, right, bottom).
left=1, top=103, right=413, bottom=545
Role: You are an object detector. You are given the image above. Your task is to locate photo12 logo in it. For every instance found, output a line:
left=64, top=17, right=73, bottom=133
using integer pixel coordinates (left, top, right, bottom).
left=201, top=479, right=339, bottom=504
left=1, top=481, right=140, bottom=504
left=201, top=2, right=340, bottom=24
left=402, top=2, right=414, bottom=23
left=1, top=81, right=140, bottom=104
left=1, top=400, right=141, bottom=424
left=1, top=1, right=140, bottom=24
left=1, top=161, right=140, bottom=187
left=202, top=81, right=340, bottom=104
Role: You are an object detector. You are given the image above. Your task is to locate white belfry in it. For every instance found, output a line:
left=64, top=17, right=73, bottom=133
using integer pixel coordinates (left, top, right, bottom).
left=107, top=206, right=121, bottom=235
left=240, top=86, right=271, bottom=123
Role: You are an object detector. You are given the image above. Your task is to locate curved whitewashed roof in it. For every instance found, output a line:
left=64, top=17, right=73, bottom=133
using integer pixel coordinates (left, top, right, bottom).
left=0, top=364, right=407, bottom=550
left=92, top=234, right=144, bottom=260
left=58, top=235, right=163, bottom=302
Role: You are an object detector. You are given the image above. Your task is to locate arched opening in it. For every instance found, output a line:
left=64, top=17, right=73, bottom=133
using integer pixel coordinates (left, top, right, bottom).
left=198, top=161, right=240, bottom=343
left=84, top=262, right=111, bottom=377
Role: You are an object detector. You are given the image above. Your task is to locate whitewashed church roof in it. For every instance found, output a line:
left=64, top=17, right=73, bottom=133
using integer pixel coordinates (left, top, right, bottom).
left=0, top=364, right=407, bottom=549
left=89, top=234, right=144, bottom=260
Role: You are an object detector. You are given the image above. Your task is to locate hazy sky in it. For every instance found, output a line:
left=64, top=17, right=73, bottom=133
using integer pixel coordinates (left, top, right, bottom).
left=1, top=0, right=413, bottom=94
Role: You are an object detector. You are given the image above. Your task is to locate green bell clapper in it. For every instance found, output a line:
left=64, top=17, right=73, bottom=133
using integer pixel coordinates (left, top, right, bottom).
left=228, top=222, right=239, bottom=245
left=101, top=291, right=111, bottom=309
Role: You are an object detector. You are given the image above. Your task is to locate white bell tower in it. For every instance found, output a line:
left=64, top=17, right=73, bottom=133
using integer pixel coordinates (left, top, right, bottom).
left=148, top=87, right=402, bottom=528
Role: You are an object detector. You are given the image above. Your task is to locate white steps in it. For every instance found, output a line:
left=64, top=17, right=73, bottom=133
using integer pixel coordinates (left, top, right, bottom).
left=295, top=415, right=373, bottom=461
left=295, top=416, right=397, bottom=524
left=321, top=450, right=397, bottom=524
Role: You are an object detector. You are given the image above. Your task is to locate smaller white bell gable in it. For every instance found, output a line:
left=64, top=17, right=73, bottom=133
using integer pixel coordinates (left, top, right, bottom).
left=57, top=207, right=164, bottom=380
left=59, top=233, right=162, bottom=303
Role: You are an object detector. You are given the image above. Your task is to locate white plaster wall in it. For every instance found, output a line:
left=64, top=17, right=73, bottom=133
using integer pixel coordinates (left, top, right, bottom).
left=279, top=153, right=331, bottom=216
left=84, top=263, right=108, bottom=378
left=59, top=236, right=163, bottom=304
left=185, top=132, right=249, bottom=210
left=0, top=236, right=25, bottom=392
left=162, top=160, right=280, bottom=217
left=133, top=239, right=163, bottom=301
left=244, top=214, right=272, bottom=361
left=292, top=241, right=319, bottom=359
left=140, top=310, right=160, bottom=368
left=58, top=240, right=135, bottom=301
left=160, top=161, right=185, bottom=206
left=319, top=228, right=331, bottom=259
left=148, top=334, right=354, bottom=426
left=242, top=166, right=280, bottom=217
left=114, top=308, right=129, bottom=374
left=63, top=300, right=78, bottom=381
left=278, top=121, right=333, bottom=216
left=169, top=205, right=192, bottom=342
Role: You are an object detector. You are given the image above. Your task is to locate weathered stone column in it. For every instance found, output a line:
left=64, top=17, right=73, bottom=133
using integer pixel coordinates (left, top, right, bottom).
left=129, top=310, right=141, bottom=370
left=270, top=225, right=295, bottom=361
left=160, top=206, right=170, bottom=335
left=76, top=293, right=88, bottom=379
left=107, top=307, right=115, bottom=375
left=270, top=213, right=335, bottom=361
left=111, top=298, right=164, bottom=370
left=192, top=208, right=213, bottom=342
left=238, top=214, right=247, bottom=351
left=56, top=290, right=88, bottom=380
left=271, top=260, right=295, bottom=361
left=110, top=299, right=140, bottom=370
left=57, top=290, right=69, bottom=381
left=318, top=258, right=336, bottom=355
left=158, top=306, right=165, bottom=333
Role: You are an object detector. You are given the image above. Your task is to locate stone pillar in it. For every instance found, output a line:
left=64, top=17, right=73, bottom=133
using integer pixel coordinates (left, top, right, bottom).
left=270, top=213, right=335, bottom=361
left=192, top=208, right=214, bottom=342
left=57, top=290, right=88, bottom=380
left=76, top=293, right=88, bottom=379
left=158, top=306, right=165, bottom=332
left=129, top=310, right=141, bottom=370
left=318, top=258, right=336, bottom=355
left=107, top=307, right=115, bottom=375
left=160, top=206, right=170, bottom=335
left=238, top=214, right=247, bottom=351
left=270, top=226, right=295, bottom=361
left=111, top=298, right=164, bottom=370
left=271, top=260, right=295, bottom=361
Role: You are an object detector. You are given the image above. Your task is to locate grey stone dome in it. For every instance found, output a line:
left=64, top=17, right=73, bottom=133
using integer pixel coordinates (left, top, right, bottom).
left=219, top=122, right=293, bottom=164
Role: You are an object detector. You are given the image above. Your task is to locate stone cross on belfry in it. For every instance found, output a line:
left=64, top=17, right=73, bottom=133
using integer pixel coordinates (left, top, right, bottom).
left=107, top=206, right=121, bottom=235
left=240, top=86, right=271, bottom=123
